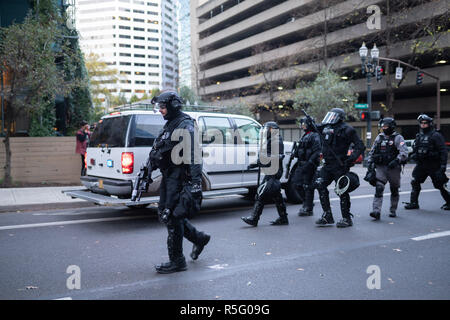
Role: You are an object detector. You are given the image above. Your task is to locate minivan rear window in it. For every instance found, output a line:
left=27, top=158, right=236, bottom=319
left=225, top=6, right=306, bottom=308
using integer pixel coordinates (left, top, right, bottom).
left=128, top=114, right=165, bottom=147
left=89, top=115, right=131, bottom=148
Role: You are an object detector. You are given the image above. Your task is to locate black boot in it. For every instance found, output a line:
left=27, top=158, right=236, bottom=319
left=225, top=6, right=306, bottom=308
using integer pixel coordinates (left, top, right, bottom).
left=242, top=200, right=264, bottom=226
left=370, top=211, right=381, bottom=220
left=190, top=233, right=211, bottom=260
left=298, top=187, right=314, bottom=216
left=155, top=256, right=187, bottom=274
left=336, top=214, right=354, bottom=228
left=271, top=194, right=289, bottom=225
left=298, top=207, right=313, bottom=216
left=405, top=186, right=420, bottom=209
left=315, top=211, right=334, bottom=225
left=404, top=202, right=419, bottom=209
left=270, top=215, right=289, bottom=225
left=440, top=203, right=450, bottom=210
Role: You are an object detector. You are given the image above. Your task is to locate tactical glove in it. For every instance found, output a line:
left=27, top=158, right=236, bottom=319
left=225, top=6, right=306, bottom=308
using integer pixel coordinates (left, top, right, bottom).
left=158, top=208, right=171, bottom=224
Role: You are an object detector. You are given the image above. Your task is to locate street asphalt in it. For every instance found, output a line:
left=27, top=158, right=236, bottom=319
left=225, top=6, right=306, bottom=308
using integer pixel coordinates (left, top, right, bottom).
left=0, top=163, right=449, bottom=301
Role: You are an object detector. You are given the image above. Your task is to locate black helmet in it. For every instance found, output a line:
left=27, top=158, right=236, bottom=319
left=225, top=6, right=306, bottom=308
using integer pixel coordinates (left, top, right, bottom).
left=379, top=117, right=396, bottom=135
left=300, top=116, right=315, bottom=131
left=322, top=108, right=345, bottom=125
left=417, top=114, right=433, bottom=133
left=335, top=171, right=360, bottom=196
left=263, top=121, right=279, bottom=129
left=417, top=114, right=433, bottom=124
left=151, top=91, right=183, bottom=120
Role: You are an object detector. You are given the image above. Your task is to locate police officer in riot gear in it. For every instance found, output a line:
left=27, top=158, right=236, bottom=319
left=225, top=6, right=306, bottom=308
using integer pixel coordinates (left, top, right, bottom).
left=292, top=117, right=321, bottom=216
left=367, top=118, right=408, bottom=220
left=404, top=114, right=450, bottom=210
left=241, top=121, right=288, bottom=226
left=314, top=108, right=365, bottom=227
left=151, top=91, right=211, bottom=274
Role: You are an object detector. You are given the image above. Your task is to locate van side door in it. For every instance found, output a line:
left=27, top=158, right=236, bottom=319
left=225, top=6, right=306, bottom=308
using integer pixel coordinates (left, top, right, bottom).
left=233, top=117, right=261, bottom=187
left=199, top=116, right=242, bottom=189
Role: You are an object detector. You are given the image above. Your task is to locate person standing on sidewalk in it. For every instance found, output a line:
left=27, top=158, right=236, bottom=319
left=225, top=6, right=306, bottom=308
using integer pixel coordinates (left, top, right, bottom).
left=366, top=118, right=408, bottom=220
left=75, top=120, right=90, bottom=176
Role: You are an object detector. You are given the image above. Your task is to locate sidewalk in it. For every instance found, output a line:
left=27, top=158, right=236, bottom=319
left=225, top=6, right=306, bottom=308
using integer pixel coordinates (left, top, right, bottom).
left=0, top=164, right=417, bottom=212
left=0, top=185, right=92, bottom=213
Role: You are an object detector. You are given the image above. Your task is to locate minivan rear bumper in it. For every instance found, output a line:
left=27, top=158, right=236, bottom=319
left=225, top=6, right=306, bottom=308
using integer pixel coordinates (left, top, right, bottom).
left=81, top=175, right=132, bottom=197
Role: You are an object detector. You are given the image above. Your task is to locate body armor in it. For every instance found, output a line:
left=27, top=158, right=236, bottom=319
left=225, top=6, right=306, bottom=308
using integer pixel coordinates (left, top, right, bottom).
left=373, top=133, right=399, bottom=165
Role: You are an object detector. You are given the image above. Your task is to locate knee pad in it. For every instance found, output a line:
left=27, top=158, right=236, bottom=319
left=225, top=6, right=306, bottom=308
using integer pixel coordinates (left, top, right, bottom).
left=375, top=183, right=385, bottom=198
left=390, top=185, right=399, bottom=197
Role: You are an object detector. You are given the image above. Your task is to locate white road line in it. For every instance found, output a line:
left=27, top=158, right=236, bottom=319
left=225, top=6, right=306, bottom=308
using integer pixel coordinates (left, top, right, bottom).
left=411, top=231, right=450, bottom=241
left=0, top=216, right=149, bottom=231
left=0, top=189, right=441, bottom=231
left=54, top=297, right=73, bottom=300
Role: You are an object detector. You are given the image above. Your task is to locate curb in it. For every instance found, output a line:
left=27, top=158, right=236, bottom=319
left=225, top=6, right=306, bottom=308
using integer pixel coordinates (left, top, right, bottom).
left=0, top=201, right=98, bottom=214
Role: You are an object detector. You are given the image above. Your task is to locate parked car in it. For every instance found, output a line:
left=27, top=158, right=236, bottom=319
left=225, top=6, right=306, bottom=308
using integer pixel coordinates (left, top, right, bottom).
left=72, top=108, right=300, bottom=207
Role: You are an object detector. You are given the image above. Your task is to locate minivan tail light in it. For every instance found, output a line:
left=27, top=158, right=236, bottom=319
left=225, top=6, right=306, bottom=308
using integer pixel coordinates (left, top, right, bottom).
left=121, top=152, right=134, bottom=174
left=84, top=152, right=87, bottom=168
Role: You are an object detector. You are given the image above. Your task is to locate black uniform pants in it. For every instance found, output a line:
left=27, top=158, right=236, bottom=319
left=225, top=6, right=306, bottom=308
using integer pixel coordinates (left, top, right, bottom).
left=316, top=164, right=351, bottom=218
left=166, top=216, right=206, bottom=261
left=293, top=162, right=316, bottom=210
left=411, top=162, right=450, bottom=204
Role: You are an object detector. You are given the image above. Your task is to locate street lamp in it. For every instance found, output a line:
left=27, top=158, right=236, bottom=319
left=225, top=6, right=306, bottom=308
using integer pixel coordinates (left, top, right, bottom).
left=359, top=42, right=379, bottom=165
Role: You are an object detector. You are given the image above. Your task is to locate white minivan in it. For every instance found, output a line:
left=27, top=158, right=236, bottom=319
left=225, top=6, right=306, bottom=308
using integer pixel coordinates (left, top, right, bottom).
left=71, top=108, right=301, bottom=206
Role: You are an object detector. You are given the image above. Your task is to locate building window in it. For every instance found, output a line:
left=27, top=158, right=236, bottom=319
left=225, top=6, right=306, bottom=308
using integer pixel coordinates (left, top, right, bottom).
left=134, top=54, right=145, bottom=58
left=120, top=71, right=131, bottom=75
left=135, top=81, right=146, bottom=84
left=134, top=27, right=145, bottom=32
left=134, top=45, right=145, bottom=49
left=148, top=63, right=159, bottom=68
left=134, top=36, right=145, bottom=40
left=119, top=43, right=131, bottom=48
left=119, top=53, right=131, bottom=57
left=134, top=18, right=145, bottom=23
left=134, top=63, right=146, bottom=67
left=120, top=62, right=131, bottom=66
left=148, top=37, right=159, bottom=42
left=148, top=46, right=159, bottom=50
left=135, top=71, right=145, bottom=75
left=119, top=35, right=131, bottom=39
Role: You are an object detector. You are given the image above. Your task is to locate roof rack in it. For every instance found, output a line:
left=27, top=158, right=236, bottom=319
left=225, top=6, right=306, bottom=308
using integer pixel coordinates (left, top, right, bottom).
left=113, top=103, right=226, bottom=113
left=183, top=105, right=226, bottom=112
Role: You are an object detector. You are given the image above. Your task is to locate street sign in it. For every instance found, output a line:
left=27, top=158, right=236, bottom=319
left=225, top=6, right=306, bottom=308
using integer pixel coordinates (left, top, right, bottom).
left=395, top=67, right=403, bottom=80
left=354, top=103, right=368, bottom=109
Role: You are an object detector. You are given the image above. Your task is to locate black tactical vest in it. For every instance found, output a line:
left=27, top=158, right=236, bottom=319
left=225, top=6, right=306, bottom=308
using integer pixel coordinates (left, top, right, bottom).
left=374, top=134, right=399, bottom=165
left=416, top=130, right=438, bottom=160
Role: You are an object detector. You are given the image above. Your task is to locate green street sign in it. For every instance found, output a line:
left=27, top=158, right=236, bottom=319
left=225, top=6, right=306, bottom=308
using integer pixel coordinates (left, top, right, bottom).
left=354, top=103, right=368, bottom=109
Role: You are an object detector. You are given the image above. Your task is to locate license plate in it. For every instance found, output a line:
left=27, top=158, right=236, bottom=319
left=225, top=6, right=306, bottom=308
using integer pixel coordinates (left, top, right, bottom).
left=98, top=179, right=103, bottom=189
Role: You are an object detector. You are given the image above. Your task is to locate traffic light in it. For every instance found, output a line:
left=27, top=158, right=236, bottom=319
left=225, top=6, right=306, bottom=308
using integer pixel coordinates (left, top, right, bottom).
left=359, top=111, right=369, bottom=121
left=359, top=111, right=381, bottom=121
left=376, top=66, right=383, bottom=82
left=416, top=71, right=424, bottom=85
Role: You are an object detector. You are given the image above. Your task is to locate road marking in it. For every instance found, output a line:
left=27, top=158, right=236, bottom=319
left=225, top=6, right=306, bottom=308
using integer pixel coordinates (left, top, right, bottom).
left=54, top=297, right=73, bottom=300
left=411, top=230, right=450, bottom=241
left=0, top=216, right=149, bottom=231
left=0, top=189, right=441, bottom=231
